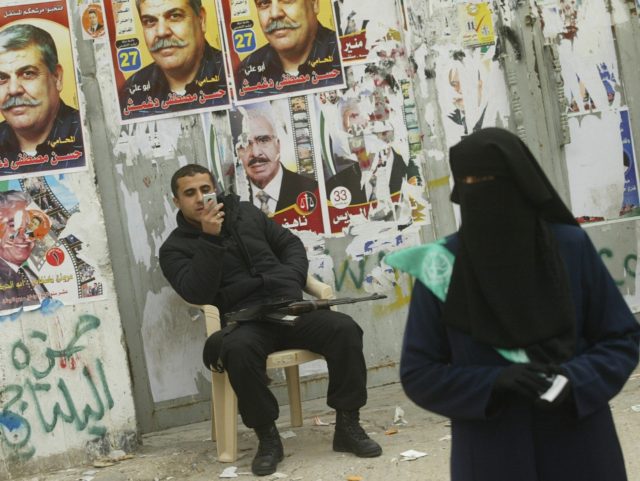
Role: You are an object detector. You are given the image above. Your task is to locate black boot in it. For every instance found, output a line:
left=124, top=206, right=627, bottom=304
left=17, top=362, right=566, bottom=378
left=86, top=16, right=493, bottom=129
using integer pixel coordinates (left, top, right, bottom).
left=333, top=410, right=382, bottom=457
left=252, top=423, right=284, bottom=476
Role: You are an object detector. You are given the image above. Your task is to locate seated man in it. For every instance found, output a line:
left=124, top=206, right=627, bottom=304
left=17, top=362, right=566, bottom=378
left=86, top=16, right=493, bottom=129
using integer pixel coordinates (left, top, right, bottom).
left=159, top=164, right=382, bottom=476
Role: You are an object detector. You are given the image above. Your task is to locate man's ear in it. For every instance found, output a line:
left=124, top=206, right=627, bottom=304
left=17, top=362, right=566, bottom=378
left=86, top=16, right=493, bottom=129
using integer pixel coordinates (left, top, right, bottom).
left=199, top=7, right=206, bottom=34
left=172, top=196, right=180, bottom=208
left=312, top=0, right=319, bottom=15
left=54, top=65, right=63, bottom=93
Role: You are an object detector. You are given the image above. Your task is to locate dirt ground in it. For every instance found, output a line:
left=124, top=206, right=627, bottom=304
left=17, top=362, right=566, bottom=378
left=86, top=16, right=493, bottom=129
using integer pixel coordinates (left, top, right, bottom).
left=10, top=368, right=640, bottom=481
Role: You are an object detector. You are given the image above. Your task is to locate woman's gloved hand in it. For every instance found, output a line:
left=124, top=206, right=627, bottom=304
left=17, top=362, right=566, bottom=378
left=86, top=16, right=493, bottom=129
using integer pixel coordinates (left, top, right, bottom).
left=493, top=363, right=553, bottom=400
left=535, top=364, right=573, bottom=409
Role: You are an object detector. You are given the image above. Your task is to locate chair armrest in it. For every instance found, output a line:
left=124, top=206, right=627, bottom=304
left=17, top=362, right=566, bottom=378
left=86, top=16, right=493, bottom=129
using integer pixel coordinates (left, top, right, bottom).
left=187, top=302, right=222, bottom=335
left=202, top=305, right=222, bottom=336
left=304, top=274, right=334, bottom=300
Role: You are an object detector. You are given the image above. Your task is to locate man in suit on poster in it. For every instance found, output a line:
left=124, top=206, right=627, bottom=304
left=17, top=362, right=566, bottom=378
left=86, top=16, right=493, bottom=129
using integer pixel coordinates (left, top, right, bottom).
left=87, top=9, right=105, bottom=37
left=0, top=190, right=47, bottom=314
left=121, top=0, right=228, bottom=117
left=326, top=100, right=407, bottom=206
left=235, top=108, right=317, bottom=216
left=0, top=24, right=85, bottom=175
left=236, top=0, right=342, bottom=98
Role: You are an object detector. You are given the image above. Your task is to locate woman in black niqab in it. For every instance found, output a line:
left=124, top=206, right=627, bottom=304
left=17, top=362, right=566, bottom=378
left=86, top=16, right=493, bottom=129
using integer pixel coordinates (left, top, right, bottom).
left=443, top=128, right=577, bottom=363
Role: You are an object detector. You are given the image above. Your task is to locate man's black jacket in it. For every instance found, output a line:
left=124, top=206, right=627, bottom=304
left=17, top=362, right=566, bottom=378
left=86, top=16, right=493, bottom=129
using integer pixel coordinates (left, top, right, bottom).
left=159, top=193, right=308, bottom=317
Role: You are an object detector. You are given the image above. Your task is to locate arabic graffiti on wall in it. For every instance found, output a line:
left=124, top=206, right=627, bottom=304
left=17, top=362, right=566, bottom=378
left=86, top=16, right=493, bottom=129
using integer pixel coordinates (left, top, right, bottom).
left=599, top=247, right=636, bottom=288
left=330, top=250, right=412, bottom=312
left=0, top=0, right=88, bottom=180
left=0, top=315, right=114, bottom=461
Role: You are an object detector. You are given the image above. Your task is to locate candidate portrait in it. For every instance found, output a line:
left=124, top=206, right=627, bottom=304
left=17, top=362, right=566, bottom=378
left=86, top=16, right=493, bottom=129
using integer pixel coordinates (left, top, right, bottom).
left=86, top=8, right=105, bottom=38
left=326, top=98, right=409, bottom=210
left=234, top=0, right=343, bottom=100
left=0, top=190, right=51, bottom=314
left=233, top=106, right=317, bottom=216
left=119, top=0, right=229, bottom=119
left=0, top=24, right=85, bottom=176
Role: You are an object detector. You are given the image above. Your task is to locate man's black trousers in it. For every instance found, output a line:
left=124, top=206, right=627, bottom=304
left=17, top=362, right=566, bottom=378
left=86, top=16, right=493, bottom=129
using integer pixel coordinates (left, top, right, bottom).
left=208, top=309, right=367, bottom=428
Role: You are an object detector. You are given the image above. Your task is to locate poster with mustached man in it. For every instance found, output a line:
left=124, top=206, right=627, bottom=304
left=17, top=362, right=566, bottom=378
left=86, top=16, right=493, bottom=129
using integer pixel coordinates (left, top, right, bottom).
left=228, top=97, right=325, bottom=234
left=0, top=0, right=87, bottom=180
left=105, top=0, right=231, bottom=123
left=220, top=0, right=345, bottom=104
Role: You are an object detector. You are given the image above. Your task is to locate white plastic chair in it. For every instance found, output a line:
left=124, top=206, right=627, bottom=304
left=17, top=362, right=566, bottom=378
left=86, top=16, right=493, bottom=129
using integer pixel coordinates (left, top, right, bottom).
left=201, top=275, right=333, bottom=462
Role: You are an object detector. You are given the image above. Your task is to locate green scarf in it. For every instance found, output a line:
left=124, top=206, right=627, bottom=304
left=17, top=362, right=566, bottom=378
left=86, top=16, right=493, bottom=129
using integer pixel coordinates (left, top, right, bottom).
left=384, top=240, right=528, bottom=364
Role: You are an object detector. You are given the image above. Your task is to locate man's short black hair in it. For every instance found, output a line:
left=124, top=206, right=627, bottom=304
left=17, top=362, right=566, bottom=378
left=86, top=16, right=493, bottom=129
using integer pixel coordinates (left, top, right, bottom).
left=171, top=164, right=215, bottom=196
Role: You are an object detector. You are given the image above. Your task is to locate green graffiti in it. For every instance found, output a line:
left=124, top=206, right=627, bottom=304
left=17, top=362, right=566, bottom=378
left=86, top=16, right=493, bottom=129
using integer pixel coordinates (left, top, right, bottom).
left=96, top=359, right=114, bottom=409
left=599, top=248, right=637, bottom=286
left=334, top=259, right=367, bottom=291
left=1, top=315, right=113, bottom=461
left=333, top=252, right=388, bottom=292
left=11, top=342, right=30, bottom=370
left=624, top=254, right=637, bottom=279
left=0, top=386, right=30, bottom=449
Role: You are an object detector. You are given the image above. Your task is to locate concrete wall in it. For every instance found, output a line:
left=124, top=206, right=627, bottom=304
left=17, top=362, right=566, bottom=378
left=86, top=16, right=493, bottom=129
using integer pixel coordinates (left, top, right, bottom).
left=0, top=4, right=138, bottom=477
left=88, top=0, right=428, bottom=436
left=3, top=0, right=640, bottom=477
left=404, top=0, right=640, bottom=303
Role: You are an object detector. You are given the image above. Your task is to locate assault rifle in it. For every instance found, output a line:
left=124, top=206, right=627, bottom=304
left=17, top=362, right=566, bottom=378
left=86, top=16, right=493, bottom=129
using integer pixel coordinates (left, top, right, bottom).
left=224, top=293, right=388, bottom=326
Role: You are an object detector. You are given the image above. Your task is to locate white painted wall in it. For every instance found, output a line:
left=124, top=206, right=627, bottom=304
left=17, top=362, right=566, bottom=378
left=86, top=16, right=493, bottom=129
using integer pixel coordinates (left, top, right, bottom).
left=0, top=168, right=137, bottom=476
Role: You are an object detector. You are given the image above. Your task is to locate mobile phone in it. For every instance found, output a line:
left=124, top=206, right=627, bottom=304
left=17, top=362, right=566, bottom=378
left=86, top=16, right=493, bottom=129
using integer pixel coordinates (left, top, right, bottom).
left=203, top=192, right=217, bottom=208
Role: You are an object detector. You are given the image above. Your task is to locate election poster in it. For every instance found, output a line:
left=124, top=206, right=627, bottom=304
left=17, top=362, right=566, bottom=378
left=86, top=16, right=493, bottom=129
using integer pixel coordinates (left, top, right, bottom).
left=619, top=109, right=640, bottom=218
left=315, top=63, right=429, bottom=235
left=105, top=0, right=231, bottom=124
left=458, top=2, right=495, bottom=49
left=0, top=176, right=107, bottom=319
left=0, top=0, right=88, bottom=181
left=220, top=0, right=346, bottom=104
left=332, top=0, right=404, bottom=65
left=228, top=98, right=325, bottom=234
left=80, top=2, right=107, bottom=42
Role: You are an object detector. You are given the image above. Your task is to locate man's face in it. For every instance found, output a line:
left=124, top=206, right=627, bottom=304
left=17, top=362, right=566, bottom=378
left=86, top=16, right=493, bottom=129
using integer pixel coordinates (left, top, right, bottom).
left=0, top=44, right=62, bottom=139
left=342, top=104, right=367, bottom=134
left=255, top=0, right=319, bottom=57
left=237, top=115, right=281, bottom=189
left=139, top=0, right=206, bottom=76
left=172, top=173, right=215, bottom=226
left=0, top=203, right=35, bottom=266
left=89, top=12, right=99, bottom=27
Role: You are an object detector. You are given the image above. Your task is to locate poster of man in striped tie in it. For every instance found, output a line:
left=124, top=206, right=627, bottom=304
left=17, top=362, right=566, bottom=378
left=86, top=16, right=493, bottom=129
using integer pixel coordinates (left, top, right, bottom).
left=230, top=100, right=324, bottom=234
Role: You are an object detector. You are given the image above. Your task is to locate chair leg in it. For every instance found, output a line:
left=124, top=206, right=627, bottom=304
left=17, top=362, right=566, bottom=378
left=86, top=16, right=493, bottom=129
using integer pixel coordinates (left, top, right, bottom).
left=210, top=374, right=216, bottom=442
left=212, top=371, right=238, bottom=462
left=284, top=365, right=303, bottom=427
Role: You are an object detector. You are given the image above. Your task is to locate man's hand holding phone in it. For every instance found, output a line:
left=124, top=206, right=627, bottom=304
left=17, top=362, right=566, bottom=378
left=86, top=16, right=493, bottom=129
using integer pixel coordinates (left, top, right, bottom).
left=201, top=192, right=225, bottom=236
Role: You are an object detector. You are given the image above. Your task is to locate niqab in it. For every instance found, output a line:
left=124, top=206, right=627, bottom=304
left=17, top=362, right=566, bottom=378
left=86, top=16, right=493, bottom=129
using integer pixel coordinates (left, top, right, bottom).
left=443, top=128, right=577, bottom=363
